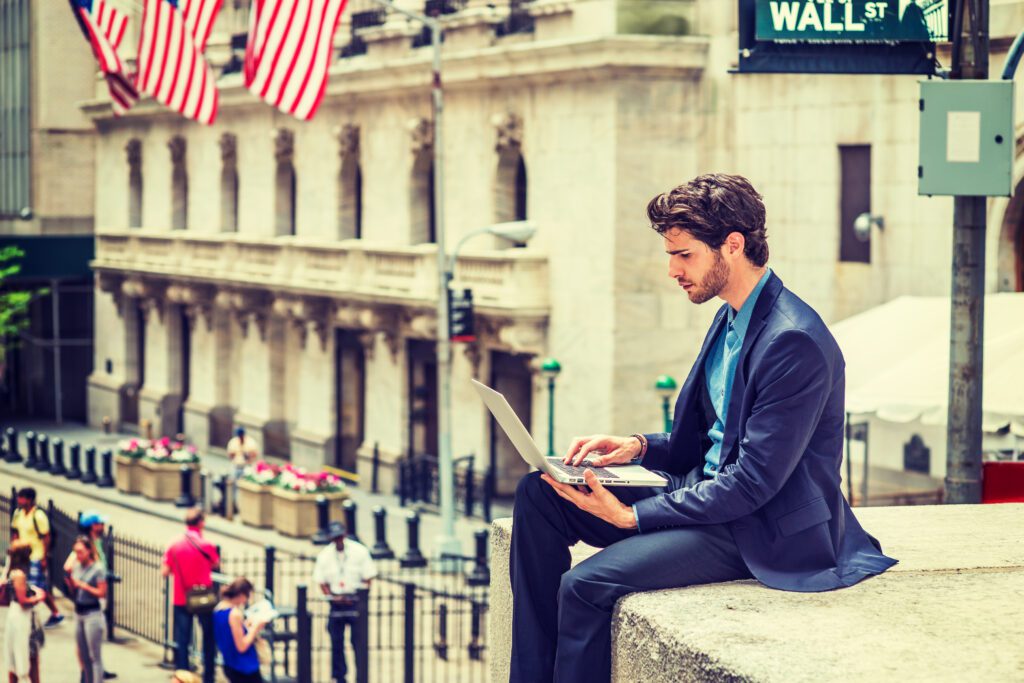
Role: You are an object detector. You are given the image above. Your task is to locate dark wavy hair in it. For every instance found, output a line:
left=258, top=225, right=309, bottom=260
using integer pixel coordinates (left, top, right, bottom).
left=646, top=174, right=769, bottom=267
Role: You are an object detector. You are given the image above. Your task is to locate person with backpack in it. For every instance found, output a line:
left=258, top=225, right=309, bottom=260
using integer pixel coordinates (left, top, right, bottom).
left=10, top=487, right=63, bottom=628
left=161, top=508, right=220, bottom=683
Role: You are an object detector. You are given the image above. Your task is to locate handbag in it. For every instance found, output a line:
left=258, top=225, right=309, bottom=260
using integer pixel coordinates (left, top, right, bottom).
left=174, top=536, right=218, bottom=615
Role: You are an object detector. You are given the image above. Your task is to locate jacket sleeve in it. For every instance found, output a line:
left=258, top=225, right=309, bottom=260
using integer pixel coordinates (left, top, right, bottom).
left=633, top=329, right=832, bottom=529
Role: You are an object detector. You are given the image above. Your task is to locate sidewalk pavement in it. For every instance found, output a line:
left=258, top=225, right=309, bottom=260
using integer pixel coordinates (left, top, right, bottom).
left=0, top=597, right=171, bottom=682
left=1, top=419, right=511, bottom=561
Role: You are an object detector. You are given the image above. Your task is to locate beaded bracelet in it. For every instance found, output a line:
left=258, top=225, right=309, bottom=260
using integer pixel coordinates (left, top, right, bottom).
left=630, top=433, right=648, bottom=461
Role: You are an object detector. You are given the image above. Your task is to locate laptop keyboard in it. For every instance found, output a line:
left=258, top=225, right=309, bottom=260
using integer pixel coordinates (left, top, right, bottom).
left=548, top=460, right=619, bottom=479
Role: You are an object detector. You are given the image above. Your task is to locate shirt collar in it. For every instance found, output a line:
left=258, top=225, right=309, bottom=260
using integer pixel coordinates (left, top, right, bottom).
left=727, top=268, right=772, bottom=339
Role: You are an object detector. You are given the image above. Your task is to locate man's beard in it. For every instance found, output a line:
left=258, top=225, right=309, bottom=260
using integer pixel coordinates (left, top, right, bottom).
left=686, top=251, right=729, bottom=304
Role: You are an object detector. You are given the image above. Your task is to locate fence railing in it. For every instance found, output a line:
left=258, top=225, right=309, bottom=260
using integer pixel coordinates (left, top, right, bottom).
left=397, top=454, right=495, bottom=522
left=0, top=480, right=491, bottom=683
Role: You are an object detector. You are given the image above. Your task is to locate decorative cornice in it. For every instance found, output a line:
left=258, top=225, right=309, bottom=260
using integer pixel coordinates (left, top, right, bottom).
left=273, top=128, right=295, bottom=164
left=219, top=133, right=237, bottom=166
left=408, top=117, right=434, bottom=154
left=492, top=112, right=523, bottom=152
left=335, top=123, right=360, bottom=160
left=168, top=136, right=187, bottom=165
left=125, top=139, right=142, bottom=167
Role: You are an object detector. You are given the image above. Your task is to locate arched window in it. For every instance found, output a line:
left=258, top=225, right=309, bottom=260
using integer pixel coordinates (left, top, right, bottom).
left=126, top=139, right=142, bottom=228
left=219, top=133, right=238, bottom=232
left=169, top=136, right=188, bottom=230
left=274, top=129, right=296, bottom=237
left=495, top=149, right=527, bottom=225
left=410, top=149, right=435, bottom=244
left=337, top=124, right=362, bottom=240
left=338, top=160, right=362, bottom=240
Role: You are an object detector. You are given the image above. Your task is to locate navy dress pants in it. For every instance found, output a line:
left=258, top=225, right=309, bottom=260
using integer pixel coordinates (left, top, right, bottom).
left=510, top=470, right=752, bottom=683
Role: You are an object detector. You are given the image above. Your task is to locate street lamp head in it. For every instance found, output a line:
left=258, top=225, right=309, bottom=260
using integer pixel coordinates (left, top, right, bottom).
left=654, top=374, right=678, bottom=399
left=540, top=357, right=562, bottom=380
left=486, top=220, right=536, bottom=244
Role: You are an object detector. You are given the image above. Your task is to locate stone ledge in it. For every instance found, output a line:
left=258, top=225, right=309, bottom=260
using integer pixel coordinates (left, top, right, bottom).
left=490, top=503, right=1024, bottom=682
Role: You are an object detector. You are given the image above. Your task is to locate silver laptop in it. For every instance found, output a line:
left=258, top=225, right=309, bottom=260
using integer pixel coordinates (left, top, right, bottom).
left=471, top=379, right=667, bottom=487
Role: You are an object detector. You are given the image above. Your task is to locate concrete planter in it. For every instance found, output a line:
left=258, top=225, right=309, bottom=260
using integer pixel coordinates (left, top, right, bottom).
left=237, top=479, right=275, bottom=529
left=270, top=488, right=346, bottom=538
left=114, top=455, right=142, bottom=495
left=139, top=459, right=200, bottom=502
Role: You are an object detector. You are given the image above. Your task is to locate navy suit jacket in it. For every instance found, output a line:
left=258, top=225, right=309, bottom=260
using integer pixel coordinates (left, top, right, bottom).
left=634, top=273, right=897, bottom=592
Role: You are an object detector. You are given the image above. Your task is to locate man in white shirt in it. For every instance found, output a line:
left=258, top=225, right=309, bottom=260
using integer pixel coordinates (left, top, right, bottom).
left=312, top=521, right=376, bottom=683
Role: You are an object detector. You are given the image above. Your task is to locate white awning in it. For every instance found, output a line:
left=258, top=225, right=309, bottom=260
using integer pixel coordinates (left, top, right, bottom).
left=830, top=294, right=1024, bottom=436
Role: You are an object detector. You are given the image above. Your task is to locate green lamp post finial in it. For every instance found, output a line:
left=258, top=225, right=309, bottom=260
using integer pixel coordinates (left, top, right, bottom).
left=541, top=358, right=562, bottom=456
left=654, top=374, right=678, bottom=433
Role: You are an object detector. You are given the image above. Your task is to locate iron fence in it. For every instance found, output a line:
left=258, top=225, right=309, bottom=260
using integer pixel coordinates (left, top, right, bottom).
left=397, top=454, right=495, bottom=521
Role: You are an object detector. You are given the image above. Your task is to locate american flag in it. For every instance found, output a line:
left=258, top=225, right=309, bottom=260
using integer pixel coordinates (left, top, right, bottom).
left=136, top=0, right=223, bottom=125
left=69, top=0, right=139, bottom=115
left=244, top=0, right=349, bottom=121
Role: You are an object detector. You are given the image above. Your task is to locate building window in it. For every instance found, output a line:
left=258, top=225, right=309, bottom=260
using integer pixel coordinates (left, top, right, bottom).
left=495, top=150, right=527, bottom=224
left=126, top=139, right=143, bottom=228
left=169, top=136, right=188, bottom=230
left=219, top=133, right=238, bottom=232
left=410, top=149, right=435, bottom=244
left=337, top=124, right=361, bottom=240
left=274, top=128, right=296, bottom=237
left=0, top=0, right=31, bottom=219
left=839, top=145, right=871, bottom=264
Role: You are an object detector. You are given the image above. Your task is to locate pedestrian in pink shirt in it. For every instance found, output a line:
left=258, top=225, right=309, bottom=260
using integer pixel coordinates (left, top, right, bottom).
left=161, top=509, right=220, bottom=683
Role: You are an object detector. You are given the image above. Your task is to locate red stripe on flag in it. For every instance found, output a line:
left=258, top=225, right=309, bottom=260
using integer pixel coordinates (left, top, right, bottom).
left=257, top=0, right=302, bottom=99
left=284, top=0, right=331, bottom=114
left=273, top=0, right=317, bottom=109
left=151, top=3, right=176, bottom=101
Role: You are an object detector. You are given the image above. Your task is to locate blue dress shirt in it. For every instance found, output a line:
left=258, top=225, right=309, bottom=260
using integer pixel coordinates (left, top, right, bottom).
left=702, top=268, right=772, bottom=477
left=632, top=268, right=772, bottom=531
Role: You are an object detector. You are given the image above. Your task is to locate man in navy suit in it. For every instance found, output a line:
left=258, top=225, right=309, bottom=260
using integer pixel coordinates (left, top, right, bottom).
left=510, top=174, right=897, bottom=683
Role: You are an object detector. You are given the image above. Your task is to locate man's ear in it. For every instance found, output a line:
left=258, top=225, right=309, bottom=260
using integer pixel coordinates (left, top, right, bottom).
left=724, top=231, right=746, bottom=258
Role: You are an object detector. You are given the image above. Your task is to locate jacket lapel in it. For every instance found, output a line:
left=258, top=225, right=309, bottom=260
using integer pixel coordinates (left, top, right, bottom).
left=719, top=273, right=784, bottom=463
left=672, top=304, right=729, bottom=425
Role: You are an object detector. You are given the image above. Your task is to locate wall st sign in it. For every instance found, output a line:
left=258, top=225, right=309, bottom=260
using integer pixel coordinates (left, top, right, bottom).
left=737, top=0, right=944, bottom=74
left=756, top=1, right=948, bottom=43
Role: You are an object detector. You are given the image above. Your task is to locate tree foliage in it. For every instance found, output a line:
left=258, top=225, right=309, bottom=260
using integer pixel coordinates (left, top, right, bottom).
left=0, top=246, right=47, bottom=364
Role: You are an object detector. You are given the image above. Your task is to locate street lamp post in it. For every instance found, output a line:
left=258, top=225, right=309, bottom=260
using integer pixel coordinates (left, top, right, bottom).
left=436, top=220, right=536, bottom=562
left=540, top=358, right=562, bottom=456
left=654, top=375, right=677, bottom=433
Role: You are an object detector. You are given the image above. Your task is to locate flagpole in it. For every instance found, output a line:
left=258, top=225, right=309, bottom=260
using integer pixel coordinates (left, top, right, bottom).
left=366, top=0, right=461, bottom=567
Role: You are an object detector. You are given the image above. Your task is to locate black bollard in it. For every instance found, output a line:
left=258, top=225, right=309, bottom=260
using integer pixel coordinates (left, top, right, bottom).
left=35, top=434, right=51, bottom=471
left=343, top=499, right=359, bottom=543
left=400, top=511, right=427, bottom=568
left=81, top=446, right=98, bottom=484
left=50, top=438, right=67, bottom=476
left=66, top=442, right=82, bottom=480
left=311, top=495, right=332, bottom=545
left=434, top=603, right=449, bottom=660
left=4, top=427, right=21, bottom=463
left=174, top=465, right=195, bottom=507
left=212, top=475, right=228, bottom=516
left=468, top=602, right=484, bottom=660
left=467, top=528, right=490, bottom=586
left=370, top=506, right=394, bottom=560
left=24, top=431, right=38, bottom=468
left=97, top=449, right=115, bottom=487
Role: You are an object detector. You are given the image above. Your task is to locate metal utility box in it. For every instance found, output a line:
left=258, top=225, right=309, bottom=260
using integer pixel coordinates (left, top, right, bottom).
left=918, top=80, right=1013, bottom=197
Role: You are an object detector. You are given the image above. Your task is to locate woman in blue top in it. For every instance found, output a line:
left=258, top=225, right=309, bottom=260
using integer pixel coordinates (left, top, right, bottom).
left=212, top=578, right=267, bottom=683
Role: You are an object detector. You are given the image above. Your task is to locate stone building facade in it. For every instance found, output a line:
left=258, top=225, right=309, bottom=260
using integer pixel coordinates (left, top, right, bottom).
left=84, top=0, right=1024, bottom=493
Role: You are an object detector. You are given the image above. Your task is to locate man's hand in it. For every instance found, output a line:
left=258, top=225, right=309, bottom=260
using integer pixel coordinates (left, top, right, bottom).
left=562, top=434, right=641, bottom=467
left=541, top=470, right=637, bottom=529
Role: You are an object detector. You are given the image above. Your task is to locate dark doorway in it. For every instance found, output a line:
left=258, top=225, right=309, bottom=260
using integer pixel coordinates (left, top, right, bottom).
left=407, top=340, right=438, bottom=457
left=490, top=351, right=533, bottom=496
left=334, top=330, right=365, bottom=473
left=177, top=307, right=191, bottom=435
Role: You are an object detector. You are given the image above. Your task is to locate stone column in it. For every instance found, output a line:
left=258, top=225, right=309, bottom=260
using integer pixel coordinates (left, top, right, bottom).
left=87, top=273, right=127, bottom=429
left=356, top=313, right=405, bottom=493
left=232, top=300, right=273, bottom=454
left=290, top=320, right=335, bottom=470
left=182, top=302, right=216, bottom=448
left=137, top=293, right=184, bottom=439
